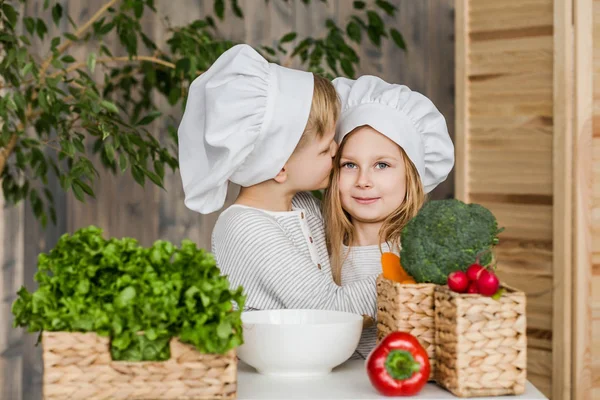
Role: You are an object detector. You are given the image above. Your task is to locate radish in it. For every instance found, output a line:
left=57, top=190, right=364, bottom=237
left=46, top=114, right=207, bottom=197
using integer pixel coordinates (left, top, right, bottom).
left=467, top=281, right=479, bottom=294
left=466, top=263, right=485, bottom=281
left=447, top=271, right=469, bottom=293
left=477, top=270, right=500, bottom=296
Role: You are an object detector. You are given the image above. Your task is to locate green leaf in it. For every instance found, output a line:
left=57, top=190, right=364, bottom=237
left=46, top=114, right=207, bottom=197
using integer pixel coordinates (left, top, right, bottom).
left=75, top=180, right=94, bottom=197
left=119, top=153, right=128, bottom=172
left=346, top=21, right=361, bottom=44
left=341, top=59, right=355, bottom=78
left=214, top=0, right=225, bottom=20
left=145, top=170, right=164, bottom=188
left=51, top=37, right=61, bottom=49
left=36, top=19, right=48, bottom=40
left=175, top=58, right=191, bottom=75
left=232, top=0, right=244, bottom=18
left=133, top=1, right=144, bottom=18
left=375, top=0, right=396, bottom=16
left=390, top=28, right=407, bottom=51
left=367, top=11, right=384, bottom=30
left=491, top=288, right=506, bottom=301
left=52, top=4, right=63, bottom=26
left=61, top=55, right=76, bottom=63
left=64, top=32, right=78, bottom=41
left=115, top=286, right=136, bottom=308
left=136, top=111, right=162, bottom=126
left=217, top=321, right=232, bottom=339
left=153, top=160, right=164, bottom=179
left=367, top=26, right=381, bottom=47
left=98, top=22, right=114, bottom=35
left=261, top=46, right=276, bottom=56
left=24, top=18, right=36, bottom=35
left=104, top=143, right=115, bottom=162
left=71, top=181, right=85, bottom=201
left=132, top=165, right=145, bottom=186
left=2, top=3, right=18, bottom=28
left=353, top=1, right=366, bottom=10
left=280, top=32, right=297, bottom=44
left=20, top=63, right=33, bottom=78
left=100, top=100, right=119, bottom=114
left=87, top=53, right=97, bottom=73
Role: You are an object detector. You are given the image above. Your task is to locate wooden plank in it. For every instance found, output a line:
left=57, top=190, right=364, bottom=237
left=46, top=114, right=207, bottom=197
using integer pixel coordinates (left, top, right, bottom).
left=527, top=348, right=553, bottom=388
left=0, top=196, right=24, bottom=400
left=472, top=202, right=552, bottom=241
left=593, top=1, right=600, bottom=395
left=468, top=36, right=552, bottom=76
left=469, top=72, right=553, bottom=118
left=468, top=125, right=553, bottom=196
left=528, top=373, right=552, bottom=399
left=469, top=0, right=553, bottom=34
left=455, top=0, right=469, bottom=202
left=552, top=0, right=574, bottom=397
left=572, top=0, right=595, bottom=398
left=425, top=0, right=455, bottom=201
left=380, top=0, right=428, bottom=93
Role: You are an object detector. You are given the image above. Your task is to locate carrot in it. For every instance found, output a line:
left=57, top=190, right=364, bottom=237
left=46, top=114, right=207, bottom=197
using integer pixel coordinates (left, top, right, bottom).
left=381, top=252, right=413, bottom=283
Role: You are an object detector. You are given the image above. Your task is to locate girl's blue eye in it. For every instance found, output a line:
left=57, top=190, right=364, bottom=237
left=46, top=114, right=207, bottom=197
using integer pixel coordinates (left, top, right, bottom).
left=342, top=162, right=356, bottom=169
left=376, top=162, right=389, bottom=169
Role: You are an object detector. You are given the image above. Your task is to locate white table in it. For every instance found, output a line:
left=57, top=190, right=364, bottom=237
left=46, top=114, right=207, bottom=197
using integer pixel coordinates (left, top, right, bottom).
left=237, top=360, right=548, bottom=400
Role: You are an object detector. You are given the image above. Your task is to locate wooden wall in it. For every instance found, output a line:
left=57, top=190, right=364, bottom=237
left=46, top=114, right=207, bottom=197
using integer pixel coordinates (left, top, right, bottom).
left=454, top=0, right=554, bottom=397
left=0, top=1, right=455, bottom=399
left=592, top=0, right=600, bottom=397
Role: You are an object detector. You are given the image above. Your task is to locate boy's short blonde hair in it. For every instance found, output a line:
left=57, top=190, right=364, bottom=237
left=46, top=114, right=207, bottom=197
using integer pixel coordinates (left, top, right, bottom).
left=296, top=74, right=340, bottom=148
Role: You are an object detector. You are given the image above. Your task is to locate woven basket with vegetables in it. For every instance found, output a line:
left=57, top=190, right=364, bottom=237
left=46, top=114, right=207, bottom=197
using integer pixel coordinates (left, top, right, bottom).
left=12, top=226, right=245, bottom=400
left=376, top=199, right=504, bottom=382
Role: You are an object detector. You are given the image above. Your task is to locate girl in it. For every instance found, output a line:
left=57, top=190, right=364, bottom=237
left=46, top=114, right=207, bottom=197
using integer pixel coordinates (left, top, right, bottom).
left=178, top=45, right=377, bottom=318
left=324, top=76, right=455, bottom=358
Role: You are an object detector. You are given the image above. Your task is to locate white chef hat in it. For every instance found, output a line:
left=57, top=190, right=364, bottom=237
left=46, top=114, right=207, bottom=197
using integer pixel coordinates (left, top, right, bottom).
left=178, top=44, right=315, bottom=214
left=332, top=75, right=454, bottom=193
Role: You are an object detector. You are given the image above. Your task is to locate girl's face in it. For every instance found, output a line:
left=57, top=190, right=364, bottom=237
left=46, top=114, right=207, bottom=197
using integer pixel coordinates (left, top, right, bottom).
left=286, top=126, right=338, bottom=191
left=338, top=126, right=407, bottom=223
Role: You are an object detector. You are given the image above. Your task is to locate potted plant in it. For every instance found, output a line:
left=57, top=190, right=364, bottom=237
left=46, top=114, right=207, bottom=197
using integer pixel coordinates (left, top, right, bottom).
left=376, top=199, right=503, bottom=381
left=12, top=226, right=245, bottom=400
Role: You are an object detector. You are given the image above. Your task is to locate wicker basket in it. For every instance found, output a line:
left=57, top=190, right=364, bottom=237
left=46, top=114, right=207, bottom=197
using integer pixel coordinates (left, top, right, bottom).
left=42, top=331, right=237, bottom=400
left=376, top=274, right=436, bottom=380
left=434, top=285, right=527, bottom=398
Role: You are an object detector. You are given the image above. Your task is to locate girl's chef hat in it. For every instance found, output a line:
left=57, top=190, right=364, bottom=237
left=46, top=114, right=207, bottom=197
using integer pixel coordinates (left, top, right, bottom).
left=178, top=44, right=314, bottom=214
left=332, top=75, right=454, bottom=193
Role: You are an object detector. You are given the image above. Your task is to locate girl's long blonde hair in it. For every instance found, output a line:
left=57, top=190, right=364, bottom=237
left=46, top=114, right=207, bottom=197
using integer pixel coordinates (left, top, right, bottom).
left=323, top=128, right=426, bottom=285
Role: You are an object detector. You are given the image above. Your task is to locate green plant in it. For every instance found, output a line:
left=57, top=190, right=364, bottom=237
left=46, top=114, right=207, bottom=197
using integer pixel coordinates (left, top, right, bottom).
left=399, top=199, right=504, bottom=285
left=0, top=0, right=406, bottom=227
left=11, top=225, right=245, bottom=360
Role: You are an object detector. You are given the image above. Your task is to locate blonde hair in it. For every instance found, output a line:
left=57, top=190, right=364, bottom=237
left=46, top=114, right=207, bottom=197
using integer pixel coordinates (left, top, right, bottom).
left=296, top=74, right=340, bottom=149
left=323, top=129, right=426, bottom=285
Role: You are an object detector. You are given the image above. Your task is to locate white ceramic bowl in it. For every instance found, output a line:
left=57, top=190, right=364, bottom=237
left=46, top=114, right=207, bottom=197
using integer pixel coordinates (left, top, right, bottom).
left=237, top=309, right=363, bottom=377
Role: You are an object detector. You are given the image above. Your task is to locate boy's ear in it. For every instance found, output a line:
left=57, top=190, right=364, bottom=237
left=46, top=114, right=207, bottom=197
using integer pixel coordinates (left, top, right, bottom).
left=273, top=165, right=288, bottom=183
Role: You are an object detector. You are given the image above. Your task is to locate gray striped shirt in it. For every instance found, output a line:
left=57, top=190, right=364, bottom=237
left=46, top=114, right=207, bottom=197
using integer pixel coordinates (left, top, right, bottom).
left=341, top=242, right=393, bottom=358
left=211, top=192, right=378, bottom=319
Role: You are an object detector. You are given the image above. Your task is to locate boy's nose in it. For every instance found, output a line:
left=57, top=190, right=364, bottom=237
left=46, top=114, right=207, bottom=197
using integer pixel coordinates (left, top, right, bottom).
left=330, top=141, right=339, bottom=157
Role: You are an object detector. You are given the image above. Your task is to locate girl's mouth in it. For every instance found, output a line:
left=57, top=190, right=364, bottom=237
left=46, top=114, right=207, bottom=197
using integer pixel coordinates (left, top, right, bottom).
left=353, top=197, right=380, bottom=205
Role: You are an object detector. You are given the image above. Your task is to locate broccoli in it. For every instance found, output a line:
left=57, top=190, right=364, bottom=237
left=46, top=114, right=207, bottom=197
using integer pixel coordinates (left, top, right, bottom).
left=399, top=199, right=503, bottom=285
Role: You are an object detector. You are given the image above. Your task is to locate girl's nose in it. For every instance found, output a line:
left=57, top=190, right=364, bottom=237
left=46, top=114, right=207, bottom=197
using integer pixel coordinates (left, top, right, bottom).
left=356, top=169, right=373, bottom=188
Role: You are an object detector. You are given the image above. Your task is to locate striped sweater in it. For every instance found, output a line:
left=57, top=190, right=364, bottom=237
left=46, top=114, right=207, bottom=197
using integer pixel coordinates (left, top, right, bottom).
left=211, top=192, right=380, bottom=358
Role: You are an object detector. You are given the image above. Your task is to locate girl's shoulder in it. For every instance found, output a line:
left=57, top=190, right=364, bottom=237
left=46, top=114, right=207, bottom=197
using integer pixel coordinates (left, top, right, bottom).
left=291, top=191, right=323, bottom=219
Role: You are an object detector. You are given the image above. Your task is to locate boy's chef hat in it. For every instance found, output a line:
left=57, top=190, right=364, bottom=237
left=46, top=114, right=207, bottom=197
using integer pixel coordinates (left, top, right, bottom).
left=178, top=44, right=314, bottom=214
left=332, top=75, right=454, bottom=193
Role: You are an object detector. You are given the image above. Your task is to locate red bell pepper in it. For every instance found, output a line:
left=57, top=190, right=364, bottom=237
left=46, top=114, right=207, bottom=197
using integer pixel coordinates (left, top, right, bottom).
left=366, top=331, right=430, bottom=396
